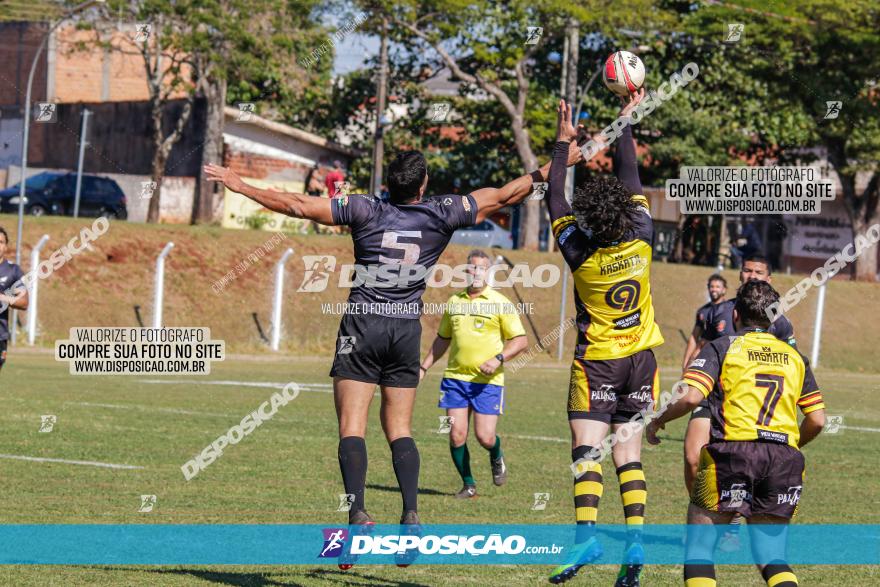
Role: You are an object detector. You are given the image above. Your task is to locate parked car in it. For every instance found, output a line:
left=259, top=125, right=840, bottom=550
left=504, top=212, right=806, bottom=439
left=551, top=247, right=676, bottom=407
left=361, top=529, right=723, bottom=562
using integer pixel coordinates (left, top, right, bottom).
left=0, top=171, right=127, bottom=219
left=450, top=218, right=514, bottom=249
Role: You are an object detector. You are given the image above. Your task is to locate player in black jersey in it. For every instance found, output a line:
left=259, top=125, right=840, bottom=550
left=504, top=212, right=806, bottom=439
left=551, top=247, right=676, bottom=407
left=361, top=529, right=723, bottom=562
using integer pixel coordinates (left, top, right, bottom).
left=682, top=274, right=727, bottom=371
left=205, top=144, right=583, bottom=543
left=0, top=227, right=28, bottom=374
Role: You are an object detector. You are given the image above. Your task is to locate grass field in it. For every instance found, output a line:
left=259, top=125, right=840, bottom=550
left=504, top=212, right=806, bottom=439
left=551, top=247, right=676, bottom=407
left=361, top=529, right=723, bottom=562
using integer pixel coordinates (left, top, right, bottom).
left=0, top=351, right=877, bottom=586
left=5, top=213, right=880, bottom=373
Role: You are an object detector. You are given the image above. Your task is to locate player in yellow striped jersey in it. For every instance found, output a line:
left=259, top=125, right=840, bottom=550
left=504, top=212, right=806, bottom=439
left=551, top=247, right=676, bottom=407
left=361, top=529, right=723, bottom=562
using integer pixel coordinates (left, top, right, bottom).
left=547, top=92, right=662, bottom=587
left=646, top=280, right=826, bottom=587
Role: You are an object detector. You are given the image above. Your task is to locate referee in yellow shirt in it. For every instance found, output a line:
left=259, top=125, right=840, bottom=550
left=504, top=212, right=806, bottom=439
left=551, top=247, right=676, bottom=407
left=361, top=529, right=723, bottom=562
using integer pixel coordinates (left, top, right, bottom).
left=420, top=250, right=528, bottom=498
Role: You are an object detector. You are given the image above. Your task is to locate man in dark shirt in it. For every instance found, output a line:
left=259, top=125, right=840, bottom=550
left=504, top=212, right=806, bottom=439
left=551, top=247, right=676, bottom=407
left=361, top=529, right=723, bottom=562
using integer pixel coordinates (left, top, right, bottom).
left=682, top=274, right=728, bottom=372
left=205, top=143, right=583, bottom=542
left=0, top=227, right=29, bottom=373
left=682, top=254, right=796, bottom=551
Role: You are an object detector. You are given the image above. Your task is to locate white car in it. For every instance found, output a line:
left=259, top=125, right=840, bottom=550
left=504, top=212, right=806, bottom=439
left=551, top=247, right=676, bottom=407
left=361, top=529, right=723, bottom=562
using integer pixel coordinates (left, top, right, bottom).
left=450, top=219, right=514, bottom=249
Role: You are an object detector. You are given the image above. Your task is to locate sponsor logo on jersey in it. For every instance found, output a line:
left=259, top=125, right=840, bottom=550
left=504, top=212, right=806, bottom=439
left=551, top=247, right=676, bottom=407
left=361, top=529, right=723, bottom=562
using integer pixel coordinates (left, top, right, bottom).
left=613, top=310, right=641, bottom=330
left=777, top=485, right=802, bottom=506
left=721, top=483, right=751, bottom=508
left=590, top=384, right=617, bottom=402
left=757, top=428, right=789, bottom=444
left=558, top=225, right=576, bottom=245
left=599, top=253, right=644, bottom=276
left=690, top=358, right=706, bottom=368
left=627, top=385, right=653, bottom=403
left=747, top=348, right=790, bottom=365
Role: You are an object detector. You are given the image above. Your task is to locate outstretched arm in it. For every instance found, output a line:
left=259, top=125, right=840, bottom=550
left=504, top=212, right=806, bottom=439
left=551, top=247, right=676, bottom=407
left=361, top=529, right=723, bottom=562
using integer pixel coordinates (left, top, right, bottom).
left=470, top=136, right=583, bottom=224
left=204, top=165, right=335, bottom=225
left=0, top=286, right=28, bottom=312
left=547, top=100, right=598, bottom=223
left=613, top=89, right=645, bottom=195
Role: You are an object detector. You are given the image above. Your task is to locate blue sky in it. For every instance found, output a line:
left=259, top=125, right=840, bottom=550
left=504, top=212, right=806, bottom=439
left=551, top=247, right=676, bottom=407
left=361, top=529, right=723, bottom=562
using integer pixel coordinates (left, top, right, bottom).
left=333, top=31, right=379, bottom=75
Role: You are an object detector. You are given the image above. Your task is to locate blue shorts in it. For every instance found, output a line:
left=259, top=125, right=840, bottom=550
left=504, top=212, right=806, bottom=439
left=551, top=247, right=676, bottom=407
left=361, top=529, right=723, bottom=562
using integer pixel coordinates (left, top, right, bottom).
left=438, top=378, right=505, bottom=415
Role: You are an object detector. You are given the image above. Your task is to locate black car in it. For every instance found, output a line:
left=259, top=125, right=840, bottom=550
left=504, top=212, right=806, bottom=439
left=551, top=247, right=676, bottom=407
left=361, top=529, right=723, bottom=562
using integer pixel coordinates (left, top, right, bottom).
left=0, top=171, right=128, bottom=219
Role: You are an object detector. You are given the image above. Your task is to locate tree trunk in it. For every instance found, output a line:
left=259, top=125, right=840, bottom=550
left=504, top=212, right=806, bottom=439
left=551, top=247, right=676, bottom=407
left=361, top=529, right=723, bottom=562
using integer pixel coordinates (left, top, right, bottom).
left=828, top=139, right=879, bottom=282
left=194, top=76, right=227, bottom=224
left=851, top=215, right=879, bottom=281
left=147, top=104, right=166, bottom=223
left=512, top=118, right=541, bottom=250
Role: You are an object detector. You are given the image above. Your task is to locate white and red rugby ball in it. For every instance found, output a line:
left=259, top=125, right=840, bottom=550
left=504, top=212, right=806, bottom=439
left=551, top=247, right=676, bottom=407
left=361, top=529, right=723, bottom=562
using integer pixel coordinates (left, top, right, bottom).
left=602, top=50, right=645, bottom=97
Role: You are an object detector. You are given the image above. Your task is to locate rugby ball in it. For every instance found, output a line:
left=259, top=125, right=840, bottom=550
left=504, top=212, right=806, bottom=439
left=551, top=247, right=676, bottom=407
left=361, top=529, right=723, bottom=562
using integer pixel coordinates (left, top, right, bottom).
left=602, top=51, right=645, bottom=97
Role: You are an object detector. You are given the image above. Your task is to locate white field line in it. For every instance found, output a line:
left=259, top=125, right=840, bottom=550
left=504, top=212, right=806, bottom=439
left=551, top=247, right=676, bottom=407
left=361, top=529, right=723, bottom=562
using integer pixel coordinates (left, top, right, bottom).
left=839, top=425, right=880, bottom=433
left=137, top=379, right=333, bottom=392
left=0, top=453, right=143, bottom=469
left=66, top=402, right=232, bottom=418
left=137, top=380, right=386, bottom=397
left=509, top=434, right=569, bottom=443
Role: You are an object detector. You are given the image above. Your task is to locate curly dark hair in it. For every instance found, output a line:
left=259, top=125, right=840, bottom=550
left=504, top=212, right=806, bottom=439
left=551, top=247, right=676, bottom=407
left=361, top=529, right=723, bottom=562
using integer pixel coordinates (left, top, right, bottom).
left=571, top=176, right=638, bottom=244
left=735, top=279, right=780, bottom=329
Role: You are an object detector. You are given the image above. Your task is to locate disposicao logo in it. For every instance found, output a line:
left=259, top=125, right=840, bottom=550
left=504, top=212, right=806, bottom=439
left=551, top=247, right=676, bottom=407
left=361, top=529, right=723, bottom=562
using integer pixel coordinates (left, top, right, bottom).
left=318, top=528, right=349, bottom=558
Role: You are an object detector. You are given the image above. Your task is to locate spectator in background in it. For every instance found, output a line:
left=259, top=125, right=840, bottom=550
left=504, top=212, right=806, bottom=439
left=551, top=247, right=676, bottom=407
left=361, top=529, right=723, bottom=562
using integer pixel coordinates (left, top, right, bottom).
left=730, top=222, right=763, bottom=268
left=305, top=162, right=323, bottom=197
left=325, top=160, right=346, bottom=198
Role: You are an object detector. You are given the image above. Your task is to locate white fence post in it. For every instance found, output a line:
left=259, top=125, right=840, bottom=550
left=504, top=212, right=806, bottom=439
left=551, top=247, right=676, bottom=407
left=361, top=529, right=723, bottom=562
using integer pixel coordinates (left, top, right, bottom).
left=27, top=234, right=50, bottom=345
left=153, top=242, right=174, bottom=329
left=810, top=282, right=826, bottom=367
left=270, top=248, right=295, bottom=351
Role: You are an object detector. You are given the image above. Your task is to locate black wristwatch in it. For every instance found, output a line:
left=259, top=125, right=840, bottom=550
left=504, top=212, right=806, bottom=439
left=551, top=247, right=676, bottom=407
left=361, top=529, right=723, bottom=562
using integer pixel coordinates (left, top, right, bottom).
left=495, top=353, right=504, bottom=363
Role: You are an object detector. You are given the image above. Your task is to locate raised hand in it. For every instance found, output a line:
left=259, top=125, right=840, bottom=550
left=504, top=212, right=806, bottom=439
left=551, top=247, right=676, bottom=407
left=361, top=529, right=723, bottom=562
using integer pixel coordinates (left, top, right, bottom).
left=556, top=99, right=578, bottom=143
left=619, top=87, right=646, bottom=118
left=204, top=164, right=245, bottom=193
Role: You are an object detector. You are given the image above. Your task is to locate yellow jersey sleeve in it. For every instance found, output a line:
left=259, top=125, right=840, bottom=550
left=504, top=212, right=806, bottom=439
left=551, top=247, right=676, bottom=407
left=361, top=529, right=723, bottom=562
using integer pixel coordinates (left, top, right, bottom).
left=438, top=308, right=453, bottom=339
left=499, top=308, right=526, bottom=341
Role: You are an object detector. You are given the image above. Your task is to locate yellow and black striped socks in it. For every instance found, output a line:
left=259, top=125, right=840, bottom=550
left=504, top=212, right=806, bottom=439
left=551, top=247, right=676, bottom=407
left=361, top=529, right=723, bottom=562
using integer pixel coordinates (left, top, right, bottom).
left=617, top=461, right=647, bottom=528
left=762, top=561, right=798, bottom=586
left=572, top=445, right=603, bottom=543
left=684, top=560, right=716, bottom=586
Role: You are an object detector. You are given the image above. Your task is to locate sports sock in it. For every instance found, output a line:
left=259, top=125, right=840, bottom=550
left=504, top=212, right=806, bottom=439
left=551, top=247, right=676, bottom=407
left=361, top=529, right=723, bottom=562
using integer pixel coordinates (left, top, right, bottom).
left=684, top=560, right=716, bottom=587
left=762, top=561, right=798, bottom=586
left=391, top=437, right=420, bottom=513
left=450, top=442, right=475, bottom=485
left=488, top=435, right=503, bottom=460
left=617, top=461, right=647, bottom=529
left=572, top=445, right=603, bottom=544
left=338, top=436, right=367, bottom=517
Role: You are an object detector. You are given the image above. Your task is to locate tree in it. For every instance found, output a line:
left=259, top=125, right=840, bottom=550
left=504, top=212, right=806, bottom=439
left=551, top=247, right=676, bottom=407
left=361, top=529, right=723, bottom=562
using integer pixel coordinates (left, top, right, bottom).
left=378, top=0, right=668, bottom=249
left=183, top=0, right=326, bottom=224
left=91, top=2, right=202, bottom=223
left=90, top=0, right=326, bottom=224
left=676, top=0, right=880, bottom=279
